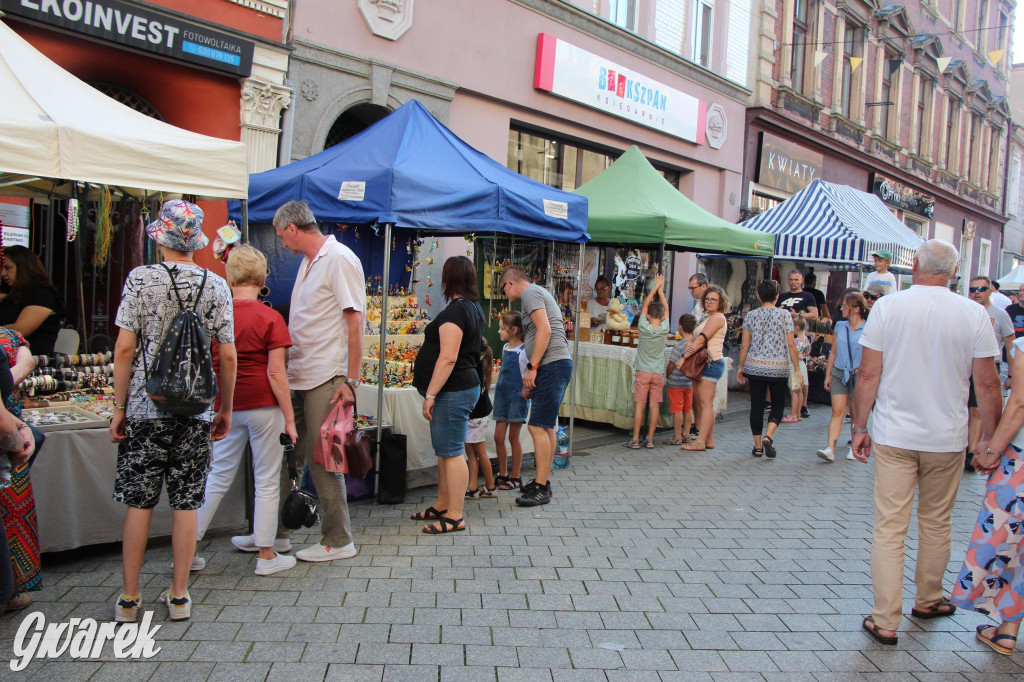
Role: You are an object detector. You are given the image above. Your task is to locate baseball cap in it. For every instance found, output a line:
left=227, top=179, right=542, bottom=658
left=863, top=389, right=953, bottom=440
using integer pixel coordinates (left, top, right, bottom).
left=871, top=249, right=893, bottom=261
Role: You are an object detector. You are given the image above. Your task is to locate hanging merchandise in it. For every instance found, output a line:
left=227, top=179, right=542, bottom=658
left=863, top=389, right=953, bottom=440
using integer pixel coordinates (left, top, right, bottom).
left=66, top=196, right=80, bottom=243
left=213, top=221, right=242, bottom=262
left=93, top=185, right=113, bottom=267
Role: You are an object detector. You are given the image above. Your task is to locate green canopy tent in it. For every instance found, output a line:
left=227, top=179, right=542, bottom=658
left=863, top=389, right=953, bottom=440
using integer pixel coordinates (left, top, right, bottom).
left=563, top=146, right=775, bottom=449
left=574, top=145, right=775, bottom=255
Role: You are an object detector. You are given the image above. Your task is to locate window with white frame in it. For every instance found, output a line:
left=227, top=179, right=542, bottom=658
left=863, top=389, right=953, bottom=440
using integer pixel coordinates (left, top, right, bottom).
left=1008, top=155, right=1021, bottom=217
left=791, top=0, right=810, bottom=93
left=979, top=238, right=992, bottom=277
left=915, top=77, right=933, bottom=156
left=610, top=0, right=637, bottom=31
left=904, top=216, right=928, bottom=238
left=692, top=0, right=714, bottom=68
left=840, top=22, right=865, bottom=119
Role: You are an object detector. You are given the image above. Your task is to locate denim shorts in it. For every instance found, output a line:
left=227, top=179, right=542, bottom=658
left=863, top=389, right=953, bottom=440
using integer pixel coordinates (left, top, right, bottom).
left=701, top=358, right=726, bottom=383
left=419, top=386, right=478, bottom=458
left=492, top=386, right=529, bottom=423
left=527, top=359, right=573, bottom=429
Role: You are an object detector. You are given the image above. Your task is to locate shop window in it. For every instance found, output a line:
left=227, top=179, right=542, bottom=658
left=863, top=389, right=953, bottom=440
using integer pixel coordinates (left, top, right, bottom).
left=610, top=0, right=637, bottom=31
left=915, top=78, right=932, bottom=156
left=944, top=97, right=961, bottom=171
left=89, top=83, right=163, bottom=121
left=976, top=0, right=989, bottom=52
left=752, top=191, right=784, bottom=215
left=904, top=216, right=927, bottom=238
left=840, top=23, right=864, bottom=120
left=998, top=11, right=1011, bottom=55
left=790, top=0, right=809, bottom=93
left=692, top=0, right=714, bottom=68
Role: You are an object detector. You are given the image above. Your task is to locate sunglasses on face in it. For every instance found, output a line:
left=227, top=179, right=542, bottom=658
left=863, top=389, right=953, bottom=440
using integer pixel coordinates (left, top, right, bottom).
left=969, top=286, right=989, bottom=293
left=862, top=293, right=878, bottom=301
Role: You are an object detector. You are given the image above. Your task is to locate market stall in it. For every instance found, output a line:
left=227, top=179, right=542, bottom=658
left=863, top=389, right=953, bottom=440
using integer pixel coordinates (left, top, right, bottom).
left=228, top=100, right=589, bottom=490
left=560, top=147, right=774, bottom=437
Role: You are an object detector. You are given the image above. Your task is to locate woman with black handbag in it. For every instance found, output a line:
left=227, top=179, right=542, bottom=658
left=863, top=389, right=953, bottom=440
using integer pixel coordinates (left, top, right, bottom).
left=411, top=256, right=485, bottom=534
left=816, top=292, right=868, bottom=462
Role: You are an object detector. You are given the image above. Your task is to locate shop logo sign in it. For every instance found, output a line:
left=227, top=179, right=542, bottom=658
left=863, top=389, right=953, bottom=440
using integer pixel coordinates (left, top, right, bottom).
left=870, top=173, right=935, bottom=219
left=705, top=104, right=727, bottom=150
left=10, top=612, right=162, bottom=672
left=756, top=132, right=823, bottom=194
left=534, top=33, right=706, bottom=144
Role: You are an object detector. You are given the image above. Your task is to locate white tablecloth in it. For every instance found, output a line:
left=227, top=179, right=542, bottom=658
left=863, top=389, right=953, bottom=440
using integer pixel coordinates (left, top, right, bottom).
left=31, top=426, right=246, bottom=553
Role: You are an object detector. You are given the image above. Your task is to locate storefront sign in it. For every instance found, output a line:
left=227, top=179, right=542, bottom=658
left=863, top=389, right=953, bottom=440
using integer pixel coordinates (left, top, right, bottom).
left=756, top=133, right=822, bottom=194
left=534, top=33, right=706, bottom=144
left=870, top=173, right=934, bottom=219
left=2, top=0, right=254, bottom=76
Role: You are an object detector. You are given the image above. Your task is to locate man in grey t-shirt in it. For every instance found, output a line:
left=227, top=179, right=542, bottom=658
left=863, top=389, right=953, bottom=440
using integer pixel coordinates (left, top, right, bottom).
left=501, top=267, right=574, bottom=507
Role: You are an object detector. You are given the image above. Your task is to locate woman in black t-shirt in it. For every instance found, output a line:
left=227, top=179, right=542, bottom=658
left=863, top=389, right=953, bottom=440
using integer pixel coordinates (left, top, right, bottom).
left=0, top=247, right=65, bottom=356
left=410, top=256, right=484, bottom=534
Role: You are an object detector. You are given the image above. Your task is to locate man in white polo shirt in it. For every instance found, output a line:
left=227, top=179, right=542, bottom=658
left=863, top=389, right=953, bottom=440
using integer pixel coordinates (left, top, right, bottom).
left=269, top=200, right=364, bottom=562
left=851, top=239, right=1002, bottom=646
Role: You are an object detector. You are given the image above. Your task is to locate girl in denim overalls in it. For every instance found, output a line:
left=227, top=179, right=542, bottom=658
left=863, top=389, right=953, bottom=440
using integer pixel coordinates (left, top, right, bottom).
left=493, top=312, right=530, bottom=491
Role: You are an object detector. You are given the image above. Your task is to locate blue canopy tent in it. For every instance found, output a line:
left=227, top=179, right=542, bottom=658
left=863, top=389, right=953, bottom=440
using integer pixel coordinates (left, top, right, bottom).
left=739, top=179, right=923, bottom=271
left=228, top=99, right=590, bottom=476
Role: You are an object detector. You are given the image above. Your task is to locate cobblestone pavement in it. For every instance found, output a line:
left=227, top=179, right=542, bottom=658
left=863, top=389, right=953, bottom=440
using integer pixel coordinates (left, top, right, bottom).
left=2, top=401, right=1020, bottom=681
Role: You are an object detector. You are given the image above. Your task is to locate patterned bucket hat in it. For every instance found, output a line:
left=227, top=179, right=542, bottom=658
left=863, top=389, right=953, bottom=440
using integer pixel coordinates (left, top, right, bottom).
left=145, top=199, right=209, bottom=252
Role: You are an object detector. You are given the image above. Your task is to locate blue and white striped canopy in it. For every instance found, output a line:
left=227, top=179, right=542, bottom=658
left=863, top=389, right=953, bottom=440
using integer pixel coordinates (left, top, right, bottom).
left=741, top=180, right=923, bottom=269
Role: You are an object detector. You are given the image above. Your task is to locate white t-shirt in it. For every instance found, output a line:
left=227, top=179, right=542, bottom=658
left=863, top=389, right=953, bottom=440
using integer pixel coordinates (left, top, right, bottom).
left=864, top=271, right=898, bottom=295
left=990, top=290, right=1013, bottom=313
left=287, top=236, right=366, bottom=391
left=859, top=284, right=999, bottom=452
left=588, top=299, right=609, bottom=331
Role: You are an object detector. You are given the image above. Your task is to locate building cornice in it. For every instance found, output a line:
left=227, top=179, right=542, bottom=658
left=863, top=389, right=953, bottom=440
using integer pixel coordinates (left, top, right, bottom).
left=748, top=107, right=1008, bottom=222
left=508, top=0, right=751, bottom=104
left=224, top=0, right=288, bottom=19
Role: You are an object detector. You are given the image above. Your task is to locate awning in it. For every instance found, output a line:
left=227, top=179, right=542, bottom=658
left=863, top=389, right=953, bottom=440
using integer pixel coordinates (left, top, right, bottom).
left=740, top=180, right=923, bottom=268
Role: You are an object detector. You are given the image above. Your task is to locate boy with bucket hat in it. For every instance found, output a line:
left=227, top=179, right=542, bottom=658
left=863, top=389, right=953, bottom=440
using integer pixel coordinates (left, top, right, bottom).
left=864, top=249, right=898, bottom=295
left=109, top=199, right=237, bottom=623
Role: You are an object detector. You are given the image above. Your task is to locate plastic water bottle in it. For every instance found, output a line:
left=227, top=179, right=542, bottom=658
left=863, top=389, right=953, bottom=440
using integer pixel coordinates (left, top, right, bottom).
left=552, top=427, right=570, bottom=469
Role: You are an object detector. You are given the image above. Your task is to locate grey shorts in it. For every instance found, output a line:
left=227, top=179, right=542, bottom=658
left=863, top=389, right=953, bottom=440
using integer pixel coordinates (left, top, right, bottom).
left=830, top=367, right=854, bottom=397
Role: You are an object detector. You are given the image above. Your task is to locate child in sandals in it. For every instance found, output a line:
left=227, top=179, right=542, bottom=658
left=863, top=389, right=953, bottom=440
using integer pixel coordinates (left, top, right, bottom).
left=466, top=339, right=496, bottom=498
left=665, top=314, right=696, bottom=445
left=628, top=274, right=670, bottom=449
left=492, top=312, right=529, bottom=491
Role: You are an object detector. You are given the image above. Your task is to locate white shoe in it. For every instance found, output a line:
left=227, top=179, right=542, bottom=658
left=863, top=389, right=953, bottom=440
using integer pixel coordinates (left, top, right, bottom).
left=846, top=449, right=857, bottom=460
left=231, top=534, right=292, bottom=553
left=295, top=542, right=357, bottom=562
left=169, top=556, right=206, bottom=572
left=255, top=553, right=297, bottom=576
left=816, top=446, right=834, bottom=462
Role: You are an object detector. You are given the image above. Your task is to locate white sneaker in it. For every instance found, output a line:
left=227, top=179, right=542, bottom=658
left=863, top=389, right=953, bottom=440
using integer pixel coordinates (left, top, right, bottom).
left=231, top=534, right=292, bottom=553
left=255, top=553, right=297, bottom=576
left=295, top=542, right=357, bottom=562
left=161, top=588, right=191, bottom=621
left=846, top=449, right=857, bottom=460
left=816, top=446, right=834, bottom=462
left=170, top=556, right=206, bottom=572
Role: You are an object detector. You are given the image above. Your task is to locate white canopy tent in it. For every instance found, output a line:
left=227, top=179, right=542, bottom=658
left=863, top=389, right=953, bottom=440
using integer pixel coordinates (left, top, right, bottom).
left=997, top=264, right=1024, bottom=289
left=0, top=18, right=247, bottom=199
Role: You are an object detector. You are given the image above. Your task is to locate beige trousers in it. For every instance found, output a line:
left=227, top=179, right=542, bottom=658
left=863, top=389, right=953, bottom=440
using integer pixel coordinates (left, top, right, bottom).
left=870, top=443, right=963, bottom=630
left=277, top=376, right=353, bottom=547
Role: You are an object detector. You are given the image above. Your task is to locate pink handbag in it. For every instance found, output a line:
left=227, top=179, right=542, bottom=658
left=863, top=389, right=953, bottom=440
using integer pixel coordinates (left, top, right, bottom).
left=314, top=385, right=373, bottom=478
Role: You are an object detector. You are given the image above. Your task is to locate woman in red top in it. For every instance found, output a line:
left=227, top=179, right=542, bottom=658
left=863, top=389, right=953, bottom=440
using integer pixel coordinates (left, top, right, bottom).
left=195, top=245, right=297, bottom=576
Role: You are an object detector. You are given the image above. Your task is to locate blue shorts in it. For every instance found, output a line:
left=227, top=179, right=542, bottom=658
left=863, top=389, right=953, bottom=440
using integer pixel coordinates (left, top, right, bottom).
left=701, top=358, right=726, bottom=383
left=492, top=386, right=529, bottom=423
left=419, top=386, right=477, bottom=458
left=527, top=359, right=573, bottom=429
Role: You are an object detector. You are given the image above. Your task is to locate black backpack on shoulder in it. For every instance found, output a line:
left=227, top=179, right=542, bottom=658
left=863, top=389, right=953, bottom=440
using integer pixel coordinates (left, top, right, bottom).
left=143, top=264, right=219, bottom=417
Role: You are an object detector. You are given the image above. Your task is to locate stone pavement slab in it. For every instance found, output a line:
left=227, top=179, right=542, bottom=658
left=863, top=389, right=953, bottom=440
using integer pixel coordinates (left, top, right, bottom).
left=2, top=399, right=1022, bottom=680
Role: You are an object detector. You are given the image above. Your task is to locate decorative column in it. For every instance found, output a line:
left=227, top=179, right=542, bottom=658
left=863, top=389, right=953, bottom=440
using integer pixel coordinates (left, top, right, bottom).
left=240, top=78, right=292, bottom=174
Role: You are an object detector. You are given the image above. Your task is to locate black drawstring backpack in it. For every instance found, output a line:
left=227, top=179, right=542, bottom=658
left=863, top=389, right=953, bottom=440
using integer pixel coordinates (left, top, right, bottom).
left=143, top=264, right=219, bottom=416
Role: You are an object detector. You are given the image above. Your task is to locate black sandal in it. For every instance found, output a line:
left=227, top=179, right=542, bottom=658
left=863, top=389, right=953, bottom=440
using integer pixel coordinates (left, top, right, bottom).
left=498, top=477, right=522, bottom=491
left=862, top=616, right=898, bottom=645
left=422, top=516, right=466, bottom=534
left=911, top=596, right=956, bottom=619
left=495, top=475, right=510, bottom=488
left=410, top=506, right=447, bottom=521
left=761, top=436, right=776, bottom=459
left=752, top=447, right=763, bottom=457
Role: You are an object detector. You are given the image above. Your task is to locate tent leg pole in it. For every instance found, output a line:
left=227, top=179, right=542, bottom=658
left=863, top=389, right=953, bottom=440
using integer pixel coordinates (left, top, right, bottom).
left=241, top=200, right=249, bottom=242
left=374, top=222, right=393, bottom=503
left=568, top=243, right=584, bottom=457
left=766, top=256, right=774, bottom=280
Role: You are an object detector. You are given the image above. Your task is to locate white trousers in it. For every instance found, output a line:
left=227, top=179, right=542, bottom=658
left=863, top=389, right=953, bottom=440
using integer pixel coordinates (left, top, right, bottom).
left=196, top=406, right=285, bottom=547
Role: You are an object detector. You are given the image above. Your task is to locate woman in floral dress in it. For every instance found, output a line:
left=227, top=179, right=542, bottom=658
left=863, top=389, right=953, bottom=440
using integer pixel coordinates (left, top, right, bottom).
left=951, top=335, right=1024, bottom=655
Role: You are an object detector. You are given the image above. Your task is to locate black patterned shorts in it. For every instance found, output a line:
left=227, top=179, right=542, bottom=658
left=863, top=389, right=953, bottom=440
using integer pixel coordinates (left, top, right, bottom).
left=114, top=417, right=212, bottom=510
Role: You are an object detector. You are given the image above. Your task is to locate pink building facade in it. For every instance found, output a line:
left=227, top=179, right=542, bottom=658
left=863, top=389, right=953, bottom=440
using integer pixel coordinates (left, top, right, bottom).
left=287, top=0, right=753, bottom=319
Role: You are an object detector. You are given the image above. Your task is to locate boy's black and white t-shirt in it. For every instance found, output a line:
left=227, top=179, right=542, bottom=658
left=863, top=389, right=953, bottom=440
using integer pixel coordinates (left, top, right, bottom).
left=115, top=263, right=234, bottom=421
